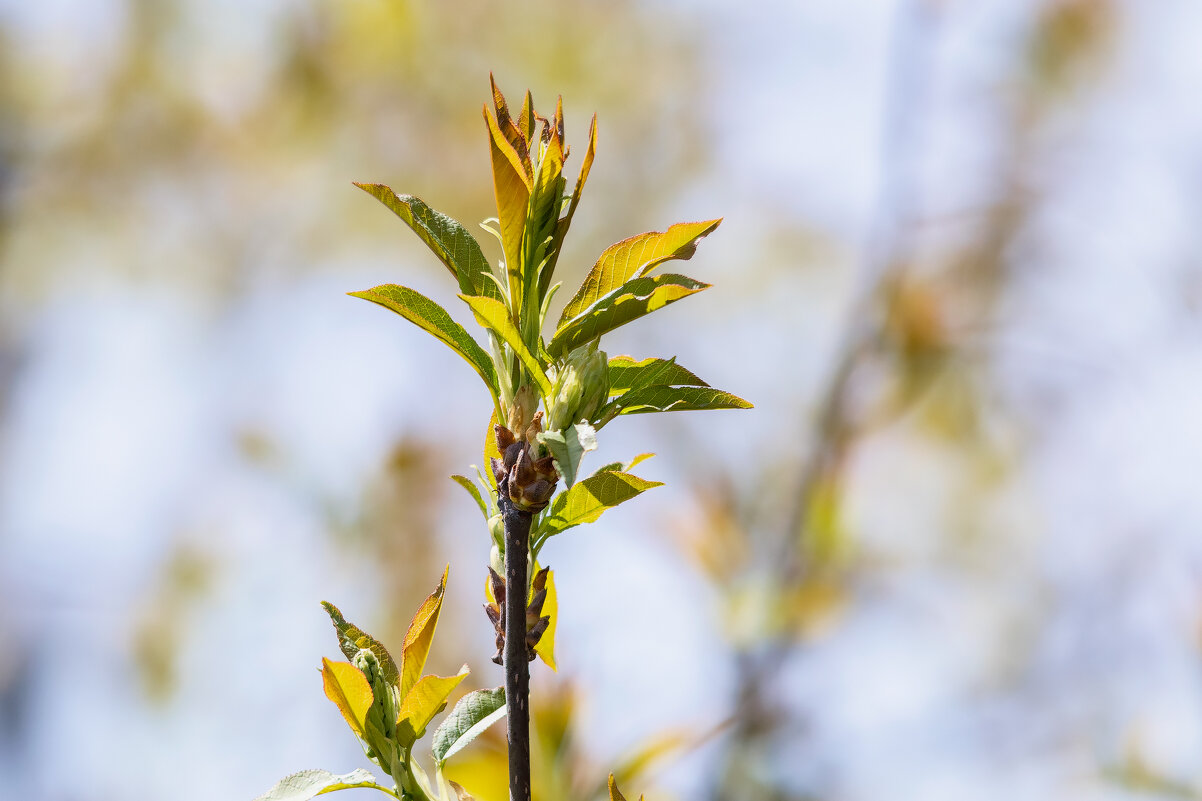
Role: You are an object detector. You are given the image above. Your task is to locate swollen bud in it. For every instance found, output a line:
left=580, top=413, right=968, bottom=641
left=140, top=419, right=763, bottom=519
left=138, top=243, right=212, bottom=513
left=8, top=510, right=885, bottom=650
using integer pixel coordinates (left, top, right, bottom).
left=488, top=513, right=504, bottom=550
left=508, top=385, right=539, bottom=436
left=547, top=341, right=609, bottom=430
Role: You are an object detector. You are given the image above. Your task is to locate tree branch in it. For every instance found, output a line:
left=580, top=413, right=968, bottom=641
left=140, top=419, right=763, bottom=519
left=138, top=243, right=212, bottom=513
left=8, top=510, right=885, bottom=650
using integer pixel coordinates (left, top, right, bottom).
left=498, top=475, right=533, bottom=801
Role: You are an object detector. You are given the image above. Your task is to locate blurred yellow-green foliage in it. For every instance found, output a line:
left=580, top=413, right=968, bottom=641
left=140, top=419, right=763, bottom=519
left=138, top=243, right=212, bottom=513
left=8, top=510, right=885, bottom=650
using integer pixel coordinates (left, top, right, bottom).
left=4, top=1, right=1202, bottom=800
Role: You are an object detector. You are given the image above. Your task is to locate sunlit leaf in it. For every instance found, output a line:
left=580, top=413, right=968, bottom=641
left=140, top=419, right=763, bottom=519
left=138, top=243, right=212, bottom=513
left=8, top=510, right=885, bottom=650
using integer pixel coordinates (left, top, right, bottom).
left=610, top=385, right=752, bottom=416
left=320, top=658, right=373, bottom=739
left=396, top=665, right=470, bottom=747
left=451, top=475, right=488, bottom=520
left=349, top=285, right=498, bottom=399
left=353, top=184, right=500, bottom=301
left=549, top=274, right=709, bottom=358
left=252, top=768, right=386, bottom=801
left=558, top=219, right=720, bottom=325
left=595, top=453, right=655, bottom=474
left=432, top=687, right=507, bottom=766
left=536, top=422, right=597, bottom=488
left=542, top=114, right=597, bottom=300
left=400, top=567, right=449, bottom=700
left=483, top=105, right=532, bottom=305
left=489, top=75, right=530, bottom=164
left=538, top=471, right=662, bottom=540
left=532, top=567, right=558, bottom=671
left=319, top=602, right=399, bottom=687
left=606, top=356, right=708, bottom=396
left=460, top=294, right=553, bottom=396
left=482, top=409, right=503, bottom=491
left=608, top=774, right=645, bottom=801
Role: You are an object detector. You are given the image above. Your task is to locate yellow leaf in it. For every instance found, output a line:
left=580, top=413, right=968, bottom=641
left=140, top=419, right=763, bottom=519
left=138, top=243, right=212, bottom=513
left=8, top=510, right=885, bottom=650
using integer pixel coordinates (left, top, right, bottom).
left=321, top=658, right=373, bottom=739
left=608, top=774, right=627, bottom=801
left=401, top=566, right=449, bottom=699
left=483, top=409, right=501, bottom=489
left=489, top=74, right=530, bottom=165
left=397, top=666, right=470, bottom=746
left=532, top=567, right=558, bottom=672
left=443, top=741, right=508, bottom=801
left=483, top=106, right=531, bottom=304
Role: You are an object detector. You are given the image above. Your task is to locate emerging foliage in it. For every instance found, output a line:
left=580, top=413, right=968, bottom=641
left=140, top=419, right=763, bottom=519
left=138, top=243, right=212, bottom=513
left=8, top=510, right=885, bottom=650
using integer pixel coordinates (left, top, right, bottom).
left=259, top=77, right=748, bottom=801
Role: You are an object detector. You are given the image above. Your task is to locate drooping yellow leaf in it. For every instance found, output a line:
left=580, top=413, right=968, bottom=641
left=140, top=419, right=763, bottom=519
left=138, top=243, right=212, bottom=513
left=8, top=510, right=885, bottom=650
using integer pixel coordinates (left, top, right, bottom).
left=401, top=566, right=449, bottom=699
left=532, top=567, right=558, bottom=672
left=483, top=106, right=532, bottom=305
left=396, top=665, right=470, bottom=746
left=558, top=219, right=721, bottom=325
left=321, top=658, right=374, bottom=739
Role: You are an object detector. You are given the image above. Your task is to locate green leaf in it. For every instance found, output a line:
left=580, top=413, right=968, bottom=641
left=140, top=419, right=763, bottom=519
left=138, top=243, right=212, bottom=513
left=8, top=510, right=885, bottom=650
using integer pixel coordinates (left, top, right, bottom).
left=451, top=474, right=488, bottom=520
left=548, top=274, right=709, bottom=358
left=558, top=219, right=721, bottom=325
left=610, top=385, right=752, bottom=416
left=606, top=356, right=709, bottom=396
left=542, top=114, right=597, bottom=300
left=400, top=567, right=449, bottom=700
left=349, top=284, right=498, bottom=401
left=538, top=471, right=663, bottom=540
left=353, top=184, right=501, bottom=301
left=536, top=422, right=597, bottom=488
left=320, top=602, right=399, bottom=688
left=460, top=294, right=553, bottom=397
left=432, top=687, right=507, bottom=766
left=397, top=666, right=470, bottom=747
left=252, top=768, right=390, bottom=801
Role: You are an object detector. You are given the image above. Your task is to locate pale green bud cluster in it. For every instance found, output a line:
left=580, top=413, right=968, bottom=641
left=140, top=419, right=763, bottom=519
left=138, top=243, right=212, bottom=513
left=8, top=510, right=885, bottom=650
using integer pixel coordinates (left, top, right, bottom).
left=546, top=341, right=609, bottom=431
left=353, top=648, right=401, bottom=774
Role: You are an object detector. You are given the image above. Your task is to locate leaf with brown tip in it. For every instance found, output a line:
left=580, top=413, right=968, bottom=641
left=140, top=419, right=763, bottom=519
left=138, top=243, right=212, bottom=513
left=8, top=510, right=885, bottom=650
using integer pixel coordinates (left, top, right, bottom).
left=320, top=601, right=399, bottom=687
left=484, top=106, right=532, bottom=305
left=400, top=566, right=450, bottom=699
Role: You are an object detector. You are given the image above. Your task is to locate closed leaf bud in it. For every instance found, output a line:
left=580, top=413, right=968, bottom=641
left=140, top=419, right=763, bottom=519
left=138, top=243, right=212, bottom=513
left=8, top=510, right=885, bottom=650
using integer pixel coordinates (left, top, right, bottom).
left=488, top=515, right=504, bottom=550
left=547, top=341, right=609, bottom=429
left=508, top=385, right=538, bottom=435
left=524, top=410, right=544, bottom=445
left=494, top=424, right=516, bottom=454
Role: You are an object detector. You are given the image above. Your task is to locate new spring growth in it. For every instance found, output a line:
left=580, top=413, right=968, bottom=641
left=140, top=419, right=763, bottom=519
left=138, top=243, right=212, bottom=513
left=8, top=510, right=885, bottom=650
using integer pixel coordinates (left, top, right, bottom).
left=484, top=566, right=551, bottom=665
left=546, top=341, right=609, bottom=432
left=492, top=412, right=558, bottom=513
left=352, top=649, right=400, bottom=774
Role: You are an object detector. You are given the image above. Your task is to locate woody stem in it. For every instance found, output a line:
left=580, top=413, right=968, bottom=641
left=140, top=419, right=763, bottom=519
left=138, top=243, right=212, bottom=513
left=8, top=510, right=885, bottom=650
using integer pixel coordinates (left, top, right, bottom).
left=498, top=475, right=533, bottom=801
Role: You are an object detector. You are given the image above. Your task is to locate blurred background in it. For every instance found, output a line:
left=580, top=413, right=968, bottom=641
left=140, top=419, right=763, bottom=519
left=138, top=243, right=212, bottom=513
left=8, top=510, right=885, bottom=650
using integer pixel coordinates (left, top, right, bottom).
left=3, top=0, right=1202, bottom=799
